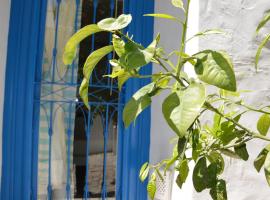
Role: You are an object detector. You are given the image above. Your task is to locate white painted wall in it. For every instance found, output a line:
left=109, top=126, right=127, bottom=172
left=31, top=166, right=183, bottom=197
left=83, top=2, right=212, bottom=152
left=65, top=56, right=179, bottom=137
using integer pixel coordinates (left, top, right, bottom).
left=151, top=0, right=270, bottom=199
left=0, top=0, right=11, bottom=185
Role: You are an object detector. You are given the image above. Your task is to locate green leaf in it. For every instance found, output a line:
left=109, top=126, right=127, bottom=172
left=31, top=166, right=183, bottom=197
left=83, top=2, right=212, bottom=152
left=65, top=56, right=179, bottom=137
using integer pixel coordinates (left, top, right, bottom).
left=257, top=114, right=270, bottom=136
left=220, top=149, right=241, bottom=159
left=176, top=159, right=189, bottom=188
left=122, top=34, right=160, bottom=70
left=97, top=14, right=132, bottom=31
left=264, top=151, right=270, bottom=186
left=208, top=151, right=225, bottom=175
left=256, top=10, right=270, bottom=33
left=144, top=13, right=182, bottom=23
left=162, top=83, right=206, bottom=137
left=139, top=162, right=149, bottom=182
left=147, top=174, right=157, bottom=200
left=254, top=144, right=270, bottom=172
left=187, top=29, right=226, bottom=42
left=234, top=143, right=249, bottom=161
left=112, top=34, right=125, bottom=57
left=171, top=0, right=184, bottom=10
left=210, top=179, right=228, bottom=200
left=79, top=45, right=113, bottom=108
left=194, top=50, right=237, bottom=92
left=255, top=33, right=270, bottom=70
left=193, top=157, right=208, bottom=192
left=63, top=24, right=103, bottom=65
left=178, top=137, right=187, bottom=156
left=123, top=83, right=156, bottom=128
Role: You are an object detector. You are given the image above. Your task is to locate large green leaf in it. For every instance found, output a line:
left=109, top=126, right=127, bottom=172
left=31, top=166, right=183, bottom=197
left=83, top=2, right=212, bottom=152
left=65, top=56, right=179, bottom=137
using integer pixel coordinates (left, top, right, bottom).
left=63, top=24, right=103, bottom=65
left=171, top=0, right=184, bottom=10
left=121, top=34, right=160, bottom=70
left=255, top=33, right=270, bottom=70
left=123, top=82, right=156, bottom=128
left=256, top=10, right=270, bottom=33
left=97, top=14, right=132, bottom=31
left=79, top=45, right=113, bottom=108
left=257, top=114, right=270, bottom=136
left=264, top=151, right=270, bottom=186
left=210, top=179, right=228, bottom=200
left=194, top=50, right=237, bottom=92
left=162, top=83, right=206, bottom=137
left=193, top=157, right=208, bottom=192
left=254, top=144, right=270, bottom=172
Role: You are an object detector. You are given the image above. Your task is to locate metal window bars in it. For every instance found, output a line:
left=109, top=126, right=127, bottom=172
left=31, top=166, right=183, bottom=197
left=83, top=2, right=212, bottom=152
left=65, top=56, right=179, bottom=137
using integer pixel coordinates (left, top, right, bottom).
left=35, top=0, right=123, bottom=199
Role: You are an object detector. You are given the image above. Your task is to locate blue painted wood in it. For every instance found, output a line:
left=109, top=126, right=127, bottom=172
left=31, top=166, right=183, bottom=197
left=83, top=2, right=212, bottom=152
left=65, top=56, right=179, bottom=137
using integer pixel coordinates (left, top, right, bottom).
left=1, top=0, right=48, bottom=199
left=116, top=0, right=155, bottom=200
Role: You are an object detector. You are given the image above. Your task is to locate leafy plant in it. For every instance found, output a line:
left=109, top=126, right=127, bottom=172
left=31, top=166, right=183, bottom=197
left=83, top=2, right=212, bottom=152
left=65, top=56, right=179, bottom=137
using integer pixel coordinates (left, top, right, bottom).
left=63, top=1, right=270, bottom=199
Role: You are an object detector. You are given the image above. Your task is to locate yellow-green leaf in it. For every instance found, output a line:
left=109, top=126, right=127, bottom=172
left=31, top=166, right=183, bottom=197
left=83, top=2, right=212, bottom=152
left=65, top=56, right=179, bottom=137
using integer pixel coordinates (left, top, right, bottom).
left=144, top=13, right=182, bottom=23
left=171, top=0, right=184, bottom=10
left=147, top=174, right=157, bottom=200
left=79, top=45, right=113, bottom=108
left=254, top=144, right=270, bottom=173
left=255, top=33, right=270, bottom=71
left=63, top=24, right=103, bottom=65
left=139, top=162, right=149, bottom=182
left=264, top=151, right=270, bottom=186
left=194, top=50, right=237, bottom=92
left=162, top=83, right=206, bottom=137
left=257, top=114, right=270, bottom=136
left=256, top=10, right=270, bottom=33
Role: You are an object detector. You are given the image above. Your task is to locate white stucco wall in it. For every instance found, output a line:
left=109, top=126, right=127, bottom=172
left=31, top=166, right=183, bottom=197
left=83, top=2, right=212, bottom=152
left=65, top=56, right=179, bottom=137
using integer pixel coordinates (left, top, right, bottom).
left=0, top=0, right=11, bottom=184
left=151, top=0, right=270, bottom=199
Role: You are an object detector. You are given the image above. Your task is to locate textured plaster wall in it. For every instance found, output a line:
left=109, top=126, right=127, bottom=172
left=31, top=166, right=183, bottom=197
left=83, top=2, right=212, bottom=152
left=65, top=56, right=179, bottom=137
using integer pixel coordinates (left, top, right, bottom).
left=193, top=1, right=270, bottom=200
left=152, top=0, right=270, bottom=199
left=0, top=0, right=11, bottom=185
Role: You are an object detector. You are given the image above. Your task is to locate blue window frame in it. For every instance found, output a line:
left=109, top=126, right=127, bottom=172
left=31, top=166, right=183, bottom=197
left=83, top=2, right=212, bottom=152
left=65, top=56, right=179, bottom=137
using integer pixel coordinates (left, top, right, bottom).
left=1, top=0, right=154, bottom=199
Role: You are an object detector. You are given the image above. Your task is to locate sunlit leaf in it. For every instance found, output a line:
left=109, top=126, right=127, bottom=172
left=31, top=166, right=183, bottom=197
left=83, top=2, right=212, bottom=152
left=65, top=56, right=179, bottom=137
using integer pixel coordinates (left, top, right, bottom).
left=79, top=45, right=113, bottom=108
left=97, top=14, right=132, bottom=31
left=194, top=50, right=237, bottom=92
left=171, top=0, right=185, bottom=10
left=257, top=114, right=270, bottom=136
left=112, top=34, right=125, bottom=57
left=144, top=13, right=182, bottom=23
left=256, top=10, right=270, bottom=33
left=187, top=29, right=226, bottom=42
left=139, top=162, right=149, bottom=182
left=63, top=24, right=103, bottom=65
left=255, top=33, right=270, bottom=70
left=162, top=83, right=206, bottom=137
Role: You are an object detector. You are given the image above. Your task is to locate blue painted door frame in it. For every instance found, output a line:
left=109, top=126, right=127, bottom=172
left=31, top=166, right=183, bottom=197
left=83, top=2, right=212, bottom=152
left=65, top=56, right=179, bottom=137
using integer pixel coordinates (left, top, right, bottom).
left=1, top=0, right=154, bottom=199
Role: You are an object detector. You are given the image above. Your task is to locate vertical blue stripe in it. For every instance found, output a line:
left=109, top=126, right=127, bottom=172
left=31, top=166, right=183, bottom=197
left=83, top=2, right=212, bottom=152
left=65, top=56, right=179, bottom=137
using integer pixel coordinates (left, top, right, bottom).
left=1, top=0, right=48, bottom=199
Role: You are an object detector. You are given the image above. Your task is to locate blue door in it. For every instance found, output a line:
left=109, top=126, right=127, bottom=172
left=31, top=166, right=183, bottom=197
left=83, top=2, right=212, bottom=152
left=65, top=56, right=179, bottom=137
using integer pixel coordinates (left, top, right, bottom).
left=1, top=0, right=154, bottom=199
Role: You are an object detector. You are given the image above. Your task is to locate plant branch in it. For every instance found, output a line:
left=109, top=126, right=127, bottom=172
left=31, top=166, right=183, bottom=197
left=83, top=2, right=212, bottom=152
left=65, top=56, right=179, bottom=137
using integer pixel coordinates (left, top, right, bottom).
left=176, top=0, right=191, bottom=77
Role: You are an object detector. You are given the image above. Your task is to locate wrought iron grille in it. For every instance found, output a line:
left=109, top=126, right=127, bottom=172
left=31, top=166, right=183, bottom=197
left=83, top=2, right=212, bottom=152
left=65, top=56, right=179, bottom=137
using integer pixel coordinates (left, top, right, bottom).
left=34, top=0, right=124, bottom=199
